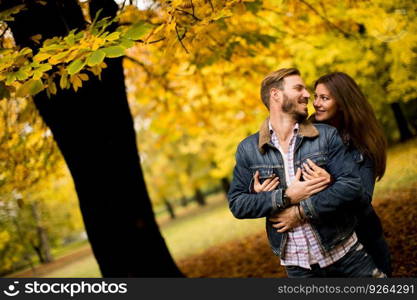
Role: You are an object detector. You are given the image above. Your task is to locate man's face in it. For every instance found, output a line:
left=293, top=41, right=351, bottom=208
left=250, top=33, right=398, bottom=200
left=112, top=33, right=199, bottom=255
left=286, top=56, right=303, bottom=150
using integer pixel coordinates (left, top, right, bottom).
left=277, top=75, right=310, bottom=121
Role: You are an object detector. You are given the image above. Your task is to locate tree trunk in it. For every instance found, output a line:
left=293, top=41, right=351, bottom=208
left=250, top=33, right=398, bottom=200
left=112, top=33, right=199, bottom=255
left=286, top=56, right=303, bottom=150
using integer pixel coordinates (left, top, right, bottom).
left=194, top=188, right=206, bottom=206
left=12, top=210, right=36, bottom=274
left=7, top=0, right=182, bottom=277
left=163, top=199, right=176, bottom=220
left=221, top=177, right=230, bottom=195
left=31, top=201, right=53, bottom=263
left=180, top=196, right=188, bottom=207
left=390, top=102, right=413, bottom=142
left=177, top=185, right=188, bottom=207
left=31, top=245, right=45, bottom=264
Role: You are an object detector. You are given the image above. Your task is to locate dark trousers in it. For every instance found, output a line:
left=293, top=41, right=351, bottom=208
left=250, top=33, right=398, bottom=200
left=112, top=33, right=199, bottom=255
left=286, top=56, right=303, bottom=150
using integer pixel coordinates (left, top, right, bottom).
left=361, top=235, right=392, bottom=276
left=285, top=243, right=386, bottom=278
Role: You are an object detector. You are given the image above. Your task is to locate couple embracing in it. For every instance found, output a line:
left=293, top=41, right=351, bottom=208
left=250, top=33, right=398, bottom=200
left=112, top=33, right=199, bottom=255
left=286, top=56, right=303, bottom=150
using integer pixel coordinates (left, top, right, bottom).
left=228, top=68, right=391, bottom=278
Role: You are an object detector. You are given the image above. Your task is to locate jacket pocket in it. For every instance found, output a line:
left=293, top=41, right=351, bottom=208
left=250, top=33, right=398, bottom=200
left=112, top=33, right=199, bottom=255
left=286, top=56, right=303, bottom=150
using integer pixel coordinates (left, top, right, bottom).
left=296, top=152, right=328, bottom=169
left=248, top=165, right=283, bottom=191
left=258, top=168, right=274, bottom=180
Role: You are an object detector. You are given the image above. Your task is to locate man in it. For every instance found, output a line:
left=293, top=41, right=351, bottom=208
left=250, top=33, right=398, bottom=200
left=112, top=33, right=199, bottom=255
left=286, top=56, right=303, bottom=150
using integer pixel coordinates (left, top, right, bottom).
left=227, top=68, right=385, bottom=277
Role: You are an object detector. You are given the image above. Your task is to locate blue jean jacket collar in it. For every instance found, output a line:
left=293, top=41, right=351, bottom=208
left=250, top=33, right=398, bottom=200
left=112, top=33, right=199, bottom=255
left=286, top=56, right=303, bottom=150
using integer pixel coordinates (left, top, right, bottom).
left=258, top=117, right=320, bottom=154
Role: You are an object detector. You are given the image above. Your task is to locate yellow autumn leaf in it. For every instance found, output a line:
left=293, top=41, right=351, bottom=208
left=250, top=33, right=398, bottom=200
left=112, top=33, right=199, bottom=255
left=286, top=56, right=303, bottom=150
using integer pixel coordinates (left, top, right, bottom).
left=34, top=52, right=53, bottom=62
left=78, top=73, right=89, bottom=81
left=59, top=74, right=69, bottom=89
left=69, top=74, right=82, bottom=91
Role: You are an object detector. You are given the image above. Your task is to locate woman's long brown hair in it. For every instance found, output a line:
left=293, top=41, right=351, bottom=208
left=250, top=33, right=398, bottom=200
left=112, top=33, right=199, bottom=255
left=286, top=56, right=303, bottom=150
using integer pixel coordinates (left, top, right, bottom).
left=314, top=72, right=387, bottom=181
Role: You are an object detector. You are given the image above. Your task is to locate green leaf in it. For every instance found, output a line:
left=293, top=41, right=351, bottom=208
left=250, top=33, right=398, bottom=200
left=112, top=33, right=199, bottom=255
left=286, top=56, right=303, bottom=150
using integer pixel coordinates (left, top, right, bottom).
left=15, top=69, right=29, bottom=81
left=65, top=33, right=75, bottom=46
left=67, top=59, right=86, bottom=75
left=43, top=43, right=65, bottom=51
left=19, top=47, right=33, bottom=56
left=33, top=70, right=43, bottom=80
left=31, top=61, right=41, bottom=68
left=43, top=37, right=61, bottom=46
left=86, top=50, right=106, bottom=66
left=75, top=31, right=85, bottom=40
left=32, top=63, right=52, bottom=80
left=124, top=22, right=153, bottom=40
left=16, top=79, right=44, bottom=97
left=37, top=63, right=52, bottom=72
left=119, top=38, right=135, bottom=49
left=105, top=31, right=121, bottom=41
left=101, top=46, right=125, bottom=58
left=5, top=73, right=16, bottom=85
left=33, top=52, right=52, bottom=62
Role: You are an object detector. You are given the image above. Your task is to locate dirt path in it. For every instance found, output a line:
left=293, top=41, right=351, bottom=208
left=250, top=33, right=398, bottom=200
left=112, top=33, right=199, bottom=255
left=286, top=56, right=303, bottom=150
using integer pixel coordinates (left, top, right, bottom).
left=8, top=245, right=93, bottom=278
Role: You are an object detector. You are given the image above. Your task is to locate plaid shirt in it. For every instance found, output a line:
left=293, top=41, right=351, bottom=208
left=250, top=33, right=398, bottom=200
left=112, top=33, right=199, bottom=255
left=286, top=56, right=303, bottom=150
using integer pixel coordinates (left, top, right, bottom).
left=269, top=122, right=358, bottom=269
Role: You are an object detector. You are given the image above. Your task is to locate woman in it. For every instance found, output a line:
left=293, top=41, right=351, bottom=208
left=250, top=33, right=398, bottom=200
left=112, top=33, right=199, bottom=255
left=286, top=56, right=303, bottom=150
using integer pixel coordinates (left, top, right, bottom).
left=254, top=72, right=391, bottom=276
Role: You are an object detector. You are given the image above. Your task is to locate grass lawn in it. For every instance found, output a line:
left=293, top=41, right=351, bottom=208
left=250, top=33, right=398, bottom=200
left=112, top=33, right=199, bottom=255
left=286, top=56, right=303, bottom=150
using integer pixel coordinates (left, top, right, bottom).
left=374, top=138, right=417, bottom=196
left=20, top=138, right=417, bottom=278
left=160, top=196, right=265, bottom=261
left=38, top=197, right=264, bottom=278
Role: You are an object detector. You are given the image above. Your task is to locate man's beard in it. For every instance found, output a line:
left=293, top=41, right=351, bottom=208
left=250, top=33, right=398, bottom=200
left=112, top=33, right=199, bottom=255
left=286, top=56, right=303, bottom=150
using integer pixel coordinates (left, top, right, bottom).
left=281, top=93, right=308, bottom=122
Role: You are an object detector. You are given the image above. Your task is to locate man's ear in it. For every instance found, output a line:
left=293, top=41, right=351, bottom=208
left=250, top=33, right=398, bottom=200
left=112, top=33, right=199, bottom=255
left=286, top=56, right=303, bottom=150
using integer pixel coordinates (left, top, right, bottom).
left=270, top=88, right=281, bottom=105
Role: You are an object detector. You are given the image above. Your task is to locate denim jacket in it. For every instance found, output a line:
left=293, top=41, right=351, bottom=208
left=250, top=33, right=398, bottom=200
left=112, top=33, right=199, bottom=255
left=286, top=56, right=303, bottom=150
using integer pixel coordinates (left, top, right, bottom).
left=227, top=118, right=364, bottom=256
left=348, top=148, right=391, bottom=275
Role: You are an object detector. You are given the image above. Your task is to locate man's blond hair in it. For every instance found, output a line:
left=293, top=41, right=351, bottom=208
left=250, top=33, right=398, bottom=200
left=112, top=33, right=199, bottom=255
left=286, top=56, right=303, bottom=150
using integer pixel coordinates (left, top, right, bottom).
left=260, top=68, right=300, bottom=109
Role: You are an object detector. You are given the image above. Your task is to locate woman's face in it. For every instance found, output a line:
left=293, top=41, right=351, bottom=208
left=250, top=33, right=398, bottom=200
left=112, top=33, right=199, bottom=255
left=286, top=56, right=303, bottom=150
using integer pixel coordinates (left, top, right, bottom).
left=313, top=83, right=339, bottom=122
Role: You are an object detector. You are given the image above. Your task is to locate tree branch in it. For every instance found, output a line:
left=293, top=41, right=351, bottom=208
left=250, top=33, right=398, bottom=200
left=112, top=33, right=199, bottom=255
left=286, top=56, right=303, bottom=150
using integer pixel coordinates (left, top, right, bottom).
left=147, top=37, right=166, bottom=44
left=206, top=0, right=214, bottom=12
left=191, top=0, right=195, bottom=16
left=125, top=55, right=151, bottom=76
left=175, top=8, right=201, bottom=22
left=175, top=25, right=189, bottom=54
left=125, top=55, right=180, bottom=96
left=298, top=0, right=352, bottom=38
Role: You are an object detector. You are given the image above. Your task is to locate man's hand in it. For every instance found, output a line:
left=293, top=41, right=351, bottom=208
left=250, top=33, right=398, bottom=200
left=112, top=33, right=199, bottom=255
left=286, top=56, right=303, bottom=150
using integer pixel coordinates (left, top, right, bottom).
left=269, top=206, right=302, bottom=232
left=286, top=168, right=330, bottom=204
left=253, top=170, right=280, bottom=193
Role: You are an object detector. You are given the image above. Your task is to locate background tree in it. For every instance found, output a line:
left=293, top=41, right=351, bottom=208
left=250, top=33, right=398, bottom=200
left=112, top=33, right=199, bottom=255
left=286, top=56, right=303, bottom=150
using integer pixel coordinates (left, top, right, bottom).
left=1, top=0, right=261, bottom=277
left=1, top=0, right=184, bottom=277
left=1, top=0, right=416, bottom=277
